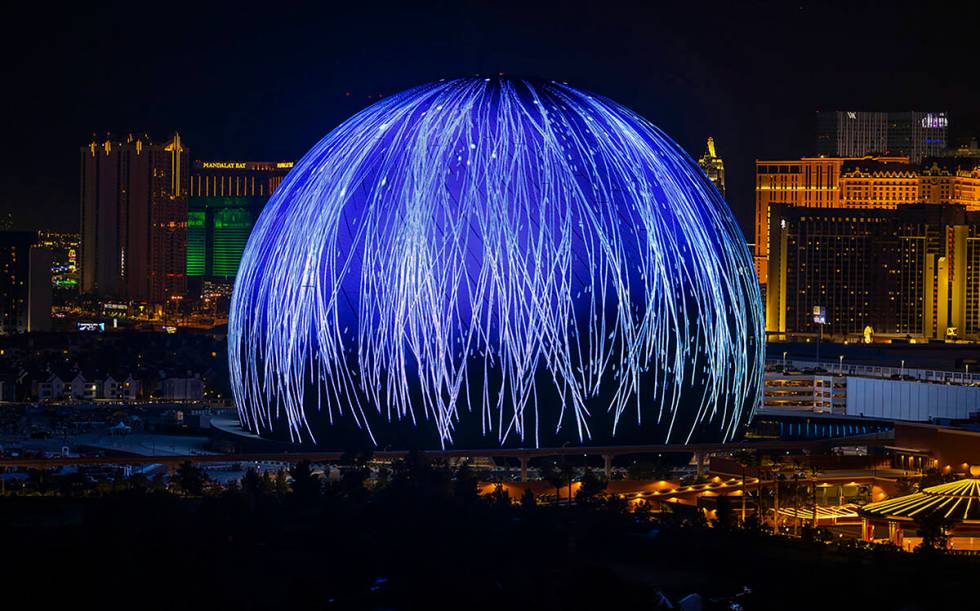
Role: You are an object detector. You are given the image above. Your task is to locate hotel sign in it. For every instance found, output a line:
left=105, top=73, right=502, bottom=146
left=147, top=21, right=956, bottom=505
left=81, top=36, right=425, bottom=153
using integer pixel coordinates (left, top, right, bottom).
left=813, top=305, right=826, bottom=325
left=201, top=161, right=247, bottom=169
left=921, top=113, right=948, bottom=129
left=197, top=161, right=295, bottom=171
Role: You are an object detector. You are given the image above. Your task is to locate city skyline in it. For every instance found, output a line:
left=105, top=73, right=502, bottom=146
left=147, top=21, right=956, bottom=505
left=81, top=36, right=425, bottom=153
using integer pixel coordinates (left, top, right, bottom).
left=3, top=1, right=980, bottom=238
left=5, top=3, right=980, bottom=606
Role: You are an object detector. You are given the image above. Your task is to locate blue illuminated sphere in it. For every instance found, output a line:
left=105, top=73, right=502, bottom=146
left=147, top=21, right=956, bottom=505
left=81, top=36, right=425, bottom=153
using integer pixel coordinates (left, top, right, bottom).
left=229, top=77, right=763, bottom=449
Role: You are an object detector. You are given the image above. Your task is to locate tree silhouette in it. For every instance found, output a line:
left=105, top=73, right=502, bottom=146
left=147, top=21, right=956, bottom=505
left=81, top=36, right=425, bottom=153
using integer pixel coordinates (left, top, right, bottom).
left=289, top=460, right=321, bottom=503
left=576, top=467, right=607, bottom=506
left=489, top=483, right=511, bottom=507
left=915, top=513, right=953, bottom=554
left=731, top=449, right=758, bottom=526
left=627, top=461, right=654, bottom=480
left=452, top=460, right=480, bottom=504
left=339, top=447, right=373, bottom=498
left=274, top=469, right=290, bottom=495
left=716, top=496, right=736, bottom=529
left=388, top=449, right=451, bottom=500
left=242, top=468, right=263, bottom=498
left=541, top=462, right=564, bottom=506
left=558, top=460, right=575, bottom=504
left=520, top=487, right=536, bottom=510
left=790, top=471, right=804, bottom=536
left=811, top=467, right=821, bottom=529
left=173, top=461, right=207, bottom=496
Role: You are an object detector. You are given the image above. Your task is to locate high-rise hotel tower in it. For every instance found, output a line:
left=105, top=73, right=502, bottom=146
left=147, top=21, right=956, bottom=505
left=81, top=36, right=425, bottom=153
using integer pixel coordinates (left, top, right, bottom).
left=80, top=133, right=189, bottom=303
left=815, top=111, right=948, bottom=162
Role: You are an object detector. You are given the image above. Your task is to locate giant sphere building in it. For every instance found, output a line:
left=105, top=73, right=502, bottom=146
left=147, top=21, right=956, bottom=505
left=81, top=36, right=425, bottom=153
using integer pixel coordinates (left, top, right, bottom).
left=229, top=77, right=763, bottom=449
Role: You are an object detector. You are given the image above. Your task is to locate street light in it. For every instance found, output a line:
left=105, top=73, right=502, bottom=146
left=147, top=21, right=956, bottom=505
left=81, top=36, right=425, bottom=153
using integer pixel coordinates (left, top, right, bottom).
left=782, top=351, right=788, bottom=372
left=900, top=360, right=905, bottom=378
left=838, top=355, right=844, bottom=376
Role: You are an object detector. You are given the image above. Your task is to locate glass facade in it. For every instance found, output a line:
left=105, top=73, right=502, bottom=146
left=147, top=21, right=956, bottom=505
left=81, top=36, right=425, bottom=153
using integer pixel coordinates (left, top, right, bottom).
left=186, top=161, right=291, bottom=280
left=186, top=211, right=206, bottom=277
left=213, top=205, right=253, bottom=277
left=766, top=203, right=980, bottom=341
left=815, top=111, right=947, bottom=162
left=185, top=197, right=260, bottom=279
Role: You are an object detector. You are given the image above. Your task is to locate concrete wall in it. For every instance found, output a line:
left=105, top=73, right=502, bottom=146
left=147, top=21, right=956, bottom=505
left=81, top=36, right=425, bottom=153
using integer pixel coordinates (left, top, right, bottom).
left=846, top=376, right=980, bottom=421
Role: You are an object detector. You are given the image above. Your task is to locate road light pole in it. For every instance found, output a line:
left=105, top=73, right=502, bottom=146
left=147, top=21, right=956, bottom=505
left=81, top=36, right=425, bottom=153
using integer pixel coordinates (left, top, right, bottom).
left=812, top=306, right=826, bottom=368
left=838, top=355, right=843, bottom=376
left=774, top=475, right=781, bottom=533
left=741, top=463, right=747, bottom=526
left=782, top=351, right=788, bottom=372
left=816, top=324, right=822, bottom=365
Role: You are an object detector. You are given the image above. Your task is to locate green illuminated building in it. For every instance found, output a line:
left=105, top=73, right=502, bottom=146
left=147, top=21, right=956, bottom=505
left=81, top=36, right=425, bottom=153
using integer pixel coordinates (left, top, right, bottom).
left=187, top=161, right=292, bottom=279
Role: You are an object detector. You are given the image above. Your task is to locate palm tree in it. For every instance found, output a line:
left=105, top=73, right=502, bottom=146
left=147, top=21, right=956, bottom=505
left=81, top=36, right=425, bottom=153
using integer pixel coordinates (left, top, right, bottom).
left=791, top=471, right=803, bottom=537
left=732, top=449, right=759, bottom=527
left=773, top=473, right=783, bottom=533
left=558, top=460, right=575, bottom=504
left=808, top=464, right=820, bottom=530
left=758, top=456, right=766, bottom=526
left=541, top=463, right=564, bottom=506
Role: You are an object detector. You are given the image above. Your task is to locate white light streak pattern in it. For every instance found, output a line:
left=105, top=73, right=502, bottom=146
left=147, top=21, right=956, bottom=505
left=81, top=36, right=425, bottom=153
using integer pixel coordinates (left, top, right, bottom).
left=229, top=78, right=763, bottom=448
left=862, top=477, right=980, bottom=522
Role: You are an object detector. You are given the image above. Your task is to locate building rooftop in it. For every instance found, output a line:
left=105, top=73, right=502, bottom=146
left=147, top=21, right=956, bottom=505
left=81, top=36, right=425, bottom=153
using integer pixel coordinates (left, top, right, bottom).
left=861, top=470, right=980, bottom=523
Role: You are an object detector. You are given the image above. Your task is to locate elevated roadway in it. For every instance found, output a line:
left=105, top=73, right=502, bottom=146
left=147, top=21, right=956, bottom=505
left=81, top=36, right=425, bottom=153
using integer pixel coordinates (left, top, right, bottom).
left=0, top=431, right=892, bottom=470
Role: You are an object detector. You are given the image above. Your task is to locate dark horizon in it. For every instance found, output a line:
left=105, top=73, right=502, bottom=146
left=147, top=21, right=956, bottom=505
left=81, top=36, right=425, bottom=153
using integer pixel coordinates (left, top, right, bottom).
left=4, top=0, right=979, bottom=237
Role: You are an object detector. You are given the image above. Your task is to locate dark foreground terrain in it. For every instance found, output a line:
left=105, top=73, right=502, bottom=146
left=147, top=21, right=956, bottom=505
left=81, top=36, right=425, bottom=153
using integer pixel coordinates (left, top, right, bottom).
left=2, top=459, right=976, bottom=610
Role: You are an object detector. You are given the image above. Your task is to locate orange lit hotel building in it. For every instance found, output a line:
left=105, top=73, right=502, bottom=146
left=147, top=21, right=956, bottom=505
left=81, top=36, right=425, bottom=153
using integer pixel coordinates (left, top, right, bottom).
left=757, top=156, right=980, bottom=342
left=755, top=156, right=980, bottom=284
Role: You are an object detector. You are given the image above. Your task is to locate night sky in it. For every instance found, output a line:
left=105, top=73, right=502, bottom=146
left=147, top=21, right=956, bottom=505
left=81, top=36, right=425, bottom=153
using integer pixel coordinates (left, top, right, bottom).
left=3, top=0, right=978, bottom=236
